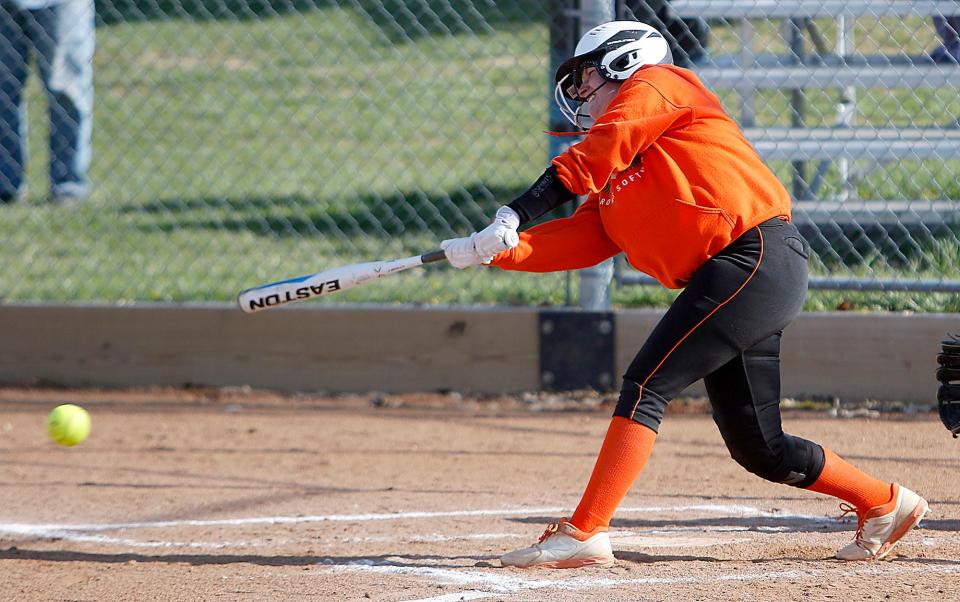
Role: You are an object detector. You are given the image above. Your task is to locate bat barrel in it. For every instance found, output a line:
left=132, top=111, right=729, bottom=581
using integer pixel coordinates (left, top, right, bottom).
left=237, top=250, right=448, bottom=314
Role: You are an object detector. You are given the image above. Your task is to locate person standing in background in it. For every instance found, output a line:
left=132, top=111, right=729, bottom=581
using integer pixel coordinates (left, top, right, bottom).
left=930, top=15, right=960, bottom=64
left=1, top=0, right=94, bottom=205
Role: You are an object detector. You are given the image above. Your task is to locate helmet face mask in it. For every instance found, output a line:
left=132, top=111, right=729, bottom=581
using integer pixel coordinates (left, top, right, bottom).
left=560, top=57, right=602, bottom=101
left=554, top=72, right=600, bottom=131
left=555, top=61, right=608, bottom=130
left=554, top=21, right=673, bottom=129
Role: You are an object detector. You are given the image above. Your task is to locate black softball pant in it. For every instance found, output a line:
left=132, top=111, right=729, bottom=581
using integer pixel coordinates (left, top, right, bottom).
left=614, top=218, right=825, bottom=488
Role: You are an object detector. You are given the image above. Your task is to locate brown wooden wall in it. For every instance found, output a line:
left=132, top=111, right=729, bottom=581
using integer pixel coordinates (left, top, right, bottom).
left=0, top=304, right=954, bottom=402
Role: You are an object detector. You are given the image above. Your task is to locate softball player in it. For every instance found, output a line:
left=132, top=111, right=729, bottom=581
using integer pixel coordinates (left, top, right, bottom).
left=442, top=20, right=929, bottom=569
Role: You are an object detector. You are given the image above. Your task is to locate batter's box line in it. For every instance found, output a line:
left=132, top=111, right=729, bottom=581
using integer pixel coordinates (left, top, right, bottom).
left=0, top=503, right=836, bottom=535
left=314, top=563, right=960, bottom=602
left=0, top=503, right=870, bottom=551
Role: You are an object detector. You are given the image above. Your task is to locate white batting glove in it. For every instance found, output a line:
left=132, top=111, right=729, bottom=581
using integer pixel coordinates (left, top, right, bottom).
left=473, top=206, right=520, bottom=259
left=440, top=234, right=493, bottom=269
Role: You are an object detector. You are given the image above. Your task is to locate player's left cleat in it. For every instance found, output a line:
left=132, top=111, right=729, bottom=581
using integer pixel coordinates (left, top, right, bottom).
left=499, top=518, right=615, bottom=569
left=835, top=483, right=929, bottom=561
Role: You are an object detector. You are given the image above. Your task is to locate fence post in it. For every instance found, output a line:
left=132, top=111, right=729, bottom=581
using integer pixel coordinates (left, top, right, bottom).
left=577, top=0, right=616, bottom=310
left=548, top=1, right=579, bottom=305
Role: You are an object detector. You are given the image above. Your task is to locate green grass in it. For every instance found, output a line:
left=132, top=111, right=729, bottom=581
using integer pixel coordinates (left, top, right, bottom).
left=1, top=7, right=957, bottom=310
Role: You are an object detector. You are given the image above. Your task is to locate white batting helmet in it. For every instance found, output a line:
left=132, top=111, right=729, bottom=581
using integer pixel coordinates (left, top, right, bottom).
left=553, top=21, right=672, bottom=129
left=555, top=20, right=673, bottom=101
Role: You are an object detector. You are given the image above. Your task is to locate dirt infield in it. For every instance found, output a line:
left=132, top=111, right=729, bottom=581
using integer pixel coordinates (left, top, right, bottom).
left=0, top=387, right=958, bottom=601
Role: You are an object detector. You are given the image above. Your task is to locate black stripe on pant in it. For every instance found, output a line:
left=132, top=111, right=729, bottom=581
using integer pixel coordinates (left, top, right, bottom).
left=614, top=217, right=825, bottom=488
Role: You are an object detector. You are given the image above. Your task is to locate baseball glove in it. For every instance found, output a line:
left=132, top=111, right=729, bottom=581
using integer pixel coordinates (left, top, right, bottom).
left=937, top=334, right=960, bottom=438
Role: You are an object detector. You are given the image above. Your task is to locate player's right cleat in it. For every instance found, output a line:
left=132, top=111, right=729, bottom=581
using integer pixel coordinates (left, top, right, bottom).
left=835, top=483, right=929, bottom=561
left=499, top=518, right=615, bottom=569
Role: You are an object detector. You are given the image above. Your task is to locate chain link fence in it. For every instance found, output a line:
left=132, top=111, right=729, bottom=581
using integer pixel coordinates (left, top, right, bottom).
left=1, top=0, right=958, bottom=310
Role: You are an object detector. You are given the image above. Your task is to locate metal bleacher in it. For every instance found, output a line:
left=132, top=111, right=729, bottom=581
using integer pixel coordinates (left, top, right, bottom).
left=616, top=0, right=960, bottom=292
left=672, top=0, right=960, bottom=225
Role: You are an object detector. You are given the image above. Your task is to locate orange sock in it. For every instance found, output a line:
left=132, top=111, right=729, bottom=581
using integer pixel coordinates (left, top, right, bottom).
left=805, top=447, right=893, bottom=511
left=569, top=416, right=657, bottom=533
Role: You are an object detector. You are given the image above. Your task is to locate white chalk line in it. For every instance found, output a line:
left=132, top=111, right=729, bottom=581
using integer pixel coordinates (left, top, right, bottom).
left=5, top=503, right=953, bottom=554
left=0, top=503, right=834, bottom=534
left=0, top=504, right=831, bottom=549
left=0, top=504, right=864, bottom=549
left=0, top=524, right=288, bottom=549
left=321, top=562, right=960, bottom=602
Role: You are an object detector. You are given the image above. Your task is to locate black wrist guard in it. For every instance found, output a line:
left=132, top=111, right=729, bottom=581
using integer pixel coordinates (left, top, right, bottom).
left=938, top=334, right=960, bottom=438
left=507, top=165, right=577, bottom=225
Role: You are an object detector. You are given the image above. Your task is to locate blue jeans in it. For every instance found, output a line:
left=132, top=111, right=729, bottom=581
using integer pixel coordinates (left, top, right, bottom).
left=0, top=0, right=94, bottom=199
left=932, top=16, right=960, bottom=62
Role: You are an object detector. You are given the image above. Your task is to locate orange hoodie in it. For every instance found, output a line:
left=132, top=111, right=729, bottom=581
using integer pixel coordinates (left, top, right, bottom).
left=491, top=64, right=790, bottom=289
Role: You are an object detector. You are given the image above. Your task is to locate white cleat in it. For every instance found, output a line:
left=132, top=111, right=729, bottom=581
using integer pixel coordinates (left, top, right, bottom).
left=836, top=483, right=930, bottom=561
left=500, top=518, right=615, bottom=569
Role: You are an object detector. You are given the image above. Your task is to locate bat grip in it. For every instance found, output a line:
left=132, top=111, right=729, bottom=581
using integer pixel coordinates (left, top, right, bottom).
left=420, top=249, right=448, bottom=264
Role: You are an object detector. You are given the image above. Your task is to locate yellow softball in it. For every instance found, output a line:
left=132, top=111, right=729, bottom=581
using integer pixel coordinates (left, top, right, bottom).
left=46, top=404, right=91, bottom=447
